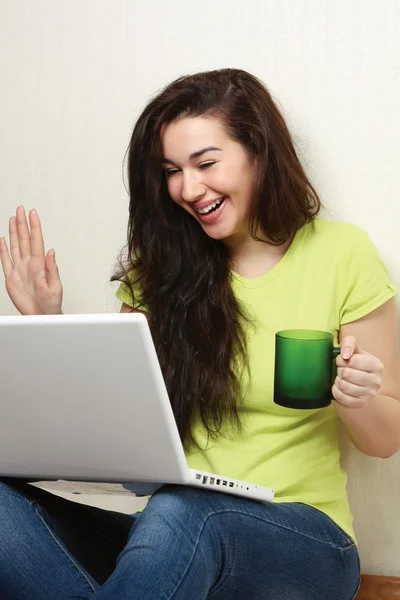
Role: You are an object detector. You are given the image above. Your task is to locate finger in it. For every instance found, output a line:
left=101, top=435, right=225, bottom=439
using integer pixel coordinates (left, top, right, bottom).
left=332, top=383, right=368, bottom=409
left=336, top=353, right=382, bottom=373
left=335, top=375, right=367, bottom=398
left=45, top=249, right=61, bottom=287
left=0, top=237, right=14, bottom=278
left=9, top=216, right=21, bottom=264
left=340, top=335, right=357, bottom=360
left=337, top=366, right=372, bottom=386
left=16, top=206, right=32, bottom=259
left=29, top=209, right=45, bottom=260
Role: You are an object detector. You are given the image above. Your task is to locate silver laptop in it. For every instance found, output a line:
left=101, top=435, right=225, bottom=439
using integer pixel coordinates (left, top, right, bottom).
left=0, top=313, right=274, bottom=503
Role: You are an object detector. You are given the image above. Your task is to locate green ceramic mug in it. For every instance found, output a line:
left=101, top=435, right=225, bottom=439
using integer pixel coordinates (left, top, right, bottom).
left=273, top=329, right=341, bottom=409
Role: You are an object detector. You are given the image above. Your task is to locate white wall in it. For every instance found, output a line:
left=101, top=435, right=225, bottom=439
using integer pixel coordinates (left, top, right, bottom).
left=0, top=0, right=399, bottom=576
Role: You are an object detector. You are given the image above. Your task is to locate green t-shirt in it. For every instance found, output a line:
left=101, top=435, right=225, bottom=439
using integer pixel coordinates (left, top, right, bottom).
left=116, top=218, right=396, bottom=540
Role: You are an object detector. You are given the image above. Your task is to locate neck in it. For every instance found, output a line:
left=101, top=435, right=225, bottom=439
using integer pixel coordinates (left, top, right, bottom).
left=225, top=233, right=292, bottom=279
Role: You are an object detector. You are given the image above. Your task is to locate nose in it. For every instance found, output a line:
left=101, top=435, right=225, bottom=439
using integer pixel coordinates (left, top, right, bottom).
left=181, top=171, right=206, bottom=203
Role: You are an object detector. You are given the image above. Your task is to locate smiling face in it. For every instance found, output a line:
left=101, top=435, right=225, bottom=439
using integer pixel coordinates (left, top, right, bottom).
left=161, top=116, right=258, bottom=244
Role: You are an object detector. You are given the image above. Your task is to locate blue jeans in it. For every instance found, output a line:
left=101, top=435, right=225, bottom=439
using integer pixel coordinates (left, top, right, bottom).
left=0, top=479, right=360, bottom=599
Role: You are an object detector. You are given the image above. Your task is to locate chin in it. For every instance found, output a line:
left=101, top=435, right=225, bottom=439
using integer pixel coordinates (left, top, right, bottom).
left=201, top=225, right=234, bottom=241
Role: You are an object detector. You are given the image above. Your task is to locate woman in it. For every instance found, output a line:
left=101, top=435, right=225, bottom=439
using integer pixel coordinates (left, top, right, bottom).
left=0, top=68, right=399, bottom=600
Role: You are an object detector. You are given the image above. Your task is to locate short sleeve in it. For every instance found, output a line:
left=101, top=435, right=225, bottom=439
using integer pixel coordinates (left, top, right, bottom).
left=339, top=227, right=397, bottom=325
left=115, top=271, right=147, bottom=311
left=115, top=281, right=134, bottom=307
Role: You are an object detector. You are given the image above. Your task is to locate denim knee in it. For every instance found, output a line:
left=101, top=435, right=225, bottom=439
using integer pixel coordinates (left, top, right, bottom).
left=125, top=485, right=221, bottom=557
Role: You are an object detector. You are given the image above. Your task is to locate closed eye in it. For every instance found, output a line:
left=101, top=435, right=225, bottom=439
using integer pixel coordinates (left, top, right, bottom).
left=165, top=168, right=181, bottom=177
left=165, top=161, right=215, bottom=178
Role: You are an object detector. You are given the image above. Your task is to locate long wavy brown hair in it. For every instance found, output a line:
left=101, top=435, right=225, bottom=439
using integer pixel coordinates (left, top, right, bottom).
left=112, top=68, right=321, bottom=448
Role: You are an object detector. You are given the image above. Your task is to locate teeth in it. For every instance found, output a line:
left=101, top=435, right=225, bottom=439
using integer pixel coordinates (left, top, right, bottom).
left=197, top=198, right=224, bottom=215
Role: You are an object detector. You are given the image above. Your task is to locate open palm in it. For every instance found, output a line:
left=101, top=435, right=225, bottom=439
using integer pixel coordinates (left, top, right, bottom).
left=0, top=206, right=63, bottom=315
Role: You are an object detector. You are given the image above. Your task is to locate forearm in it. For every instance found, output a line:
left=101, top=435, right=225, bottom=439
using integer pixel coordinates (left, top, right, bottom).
left=335, top=394, right=400, bottom=458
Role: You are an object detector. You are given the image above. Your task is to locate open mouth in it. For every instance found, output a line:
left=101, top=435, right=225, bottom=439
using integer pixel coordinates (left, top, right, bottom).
left=195, top=197, right=225, bottom=215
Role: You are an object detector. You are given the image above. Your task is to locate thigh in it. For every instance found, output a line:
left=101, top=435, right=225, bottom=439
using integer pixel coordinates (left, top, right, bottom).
left=0, top=479, right=135, bottom=597
left=137, top=486, right=360, bottom=600
left=204, top=499, right=360, bottom=600
left=3, top=479, right=135, bottom=583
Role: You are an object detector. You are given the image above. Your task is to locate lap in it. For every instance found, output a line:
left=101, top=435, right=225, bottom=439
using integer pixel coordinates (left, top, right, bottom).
left=148, top=483, right=354, bottom=549
left=125, top=485, right=360, bottom=599
left=0, top=480, right=360, bottom=599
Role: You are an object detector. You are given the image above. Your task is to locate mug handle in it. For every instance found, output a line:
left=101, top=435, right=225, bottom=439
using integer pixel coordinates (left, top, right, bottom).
left=332, top=346, right=341, bottom=383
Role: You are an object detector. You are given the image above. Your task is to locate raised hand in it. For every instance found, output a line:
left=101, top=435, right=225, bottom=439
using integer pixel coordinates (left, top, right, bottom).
left=0, top=206, right=63, bottom=315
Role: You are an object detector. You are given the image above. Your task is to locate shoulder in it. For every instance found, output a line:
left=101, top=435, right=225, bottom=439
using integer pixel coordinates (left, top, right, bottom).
left=301, top=217, right=373, bottom=256
left=307, top=217, right=369, bottom=240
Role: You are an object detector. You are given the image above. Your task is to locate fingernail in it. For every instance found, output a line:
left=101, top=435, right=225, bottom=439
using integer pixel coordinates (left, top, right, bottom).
left=342, top=348, right=351, bottom=359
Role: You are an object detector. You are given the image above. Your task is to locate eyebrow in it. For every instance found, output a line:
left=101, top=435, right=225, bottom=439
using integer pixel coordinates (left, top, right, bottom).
left=161, top=146, right=222, bottom=165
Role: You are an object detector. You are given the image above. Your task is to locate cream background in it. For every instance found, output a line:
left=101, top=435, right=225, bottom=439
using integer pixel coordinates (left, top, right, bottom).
left=0, top=0, right=399, bottom=576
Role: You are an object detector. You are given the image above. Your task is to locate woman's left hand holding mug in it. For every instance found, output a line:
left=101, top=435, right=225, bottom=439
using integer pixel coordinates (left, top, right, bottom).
left=332, top=335, right=384, bottom=409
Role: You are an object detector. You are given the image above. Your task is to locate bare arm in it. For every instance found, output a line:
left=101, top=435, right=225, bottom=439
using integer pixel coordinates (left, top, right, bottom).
left=334, top=298, right=400, bottom=458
